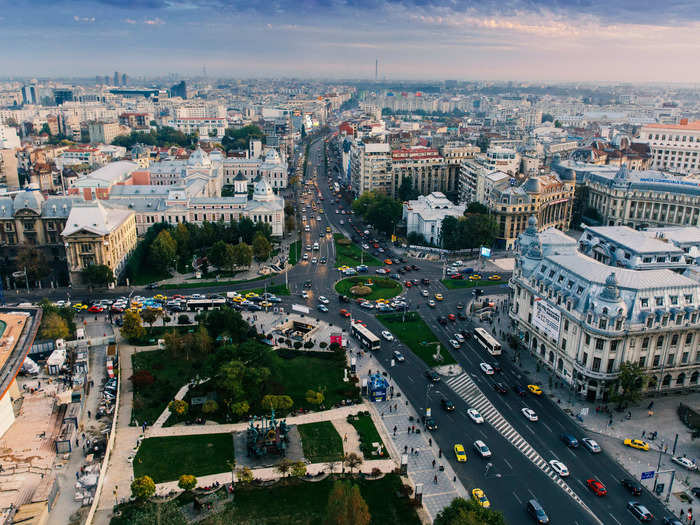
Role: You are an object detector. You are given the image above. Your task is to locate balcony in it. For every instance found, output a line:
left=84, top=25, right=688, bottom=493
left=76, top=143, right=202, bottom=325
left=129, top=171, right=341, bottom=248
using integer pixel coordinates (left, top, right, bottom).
left=572, top=360, right=619, bottom=381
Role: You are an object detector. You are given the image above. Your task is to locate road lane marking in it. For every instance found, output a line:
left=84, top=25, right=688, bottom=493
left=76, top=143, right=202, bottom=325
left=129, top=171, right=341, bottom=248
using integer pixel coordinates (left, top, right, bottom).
left=406, top=375, right=414, bottom=383
left=512, top=491, right=522, bottom=504
left=541, top=422, right=553, bottom=433
left=608, top=514, right=622, bottom=525
left=567, top=448, right=577, bottom=459
left=503, top=458, right=513, bottom=470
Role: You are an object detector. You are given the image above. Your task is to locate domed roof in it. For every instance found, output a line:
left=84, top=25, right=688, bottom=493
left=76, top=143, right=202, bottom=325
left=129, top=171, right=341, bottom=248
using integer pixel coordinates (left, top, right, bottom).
left=13, top=190, right=44, bottom=214
left=253, top=177, right=275, bottom=202
left=600, top=272, right=621, bottom=301
left=188, top=147, right=211, bottom=167
left=526, top=215, right=537, bottom=233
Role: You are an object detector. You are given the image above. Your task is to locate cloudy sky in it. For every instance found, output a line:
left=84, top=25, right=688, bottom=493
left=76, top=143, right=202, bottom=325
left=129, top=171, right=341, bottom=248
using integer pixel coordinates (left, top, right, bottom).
left=1, top=0, right=699, bottom=82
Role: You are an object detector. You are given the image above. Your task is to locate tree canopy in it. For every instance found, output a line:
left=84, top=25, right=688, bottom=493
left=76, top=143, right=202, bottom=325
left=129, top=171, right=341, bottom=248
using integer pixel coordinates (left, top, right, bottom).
left=439, top=213, right=498, bottom=251
left=221, top=125, right=265, bottom=153
left=81, top=264, right=115, bottom=288
left=398, top=176, right=419, bottom=201
left=122, top=310, right=145, bottom=340
left=324, top=480, right=371, bottom=525
left=434, top=497, right=506, bottom=525
left=16, top=246, right=50, bottom=281
left=609, top=362, right=646, bottom=408
left=111, top=126, right=198, bottom=149
left=39, top=312, right=70, bottom=340
left=351, top=192, right=402, bottom=235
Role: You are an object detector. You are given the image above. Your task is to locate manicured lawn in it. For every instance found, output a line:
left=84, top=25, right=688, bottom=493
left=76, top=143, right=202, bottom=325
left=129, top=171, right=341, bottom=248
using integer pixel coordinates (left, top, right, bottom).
left=335, top=276, right=402, bottom=301
left=133, top=433, right=234, bottom=483
left=297, top=422, right=344, bottom=463
left=288, top=239, right=301, bottom=266
left=348, top=413, right=387, bottom=459
left=377, top=312, right=456, bottom=367
left=441, top=277, right=504, bottom=290
left=127, top=324, right=195, bottom=346
left=333, top=234, right=382, bottom=268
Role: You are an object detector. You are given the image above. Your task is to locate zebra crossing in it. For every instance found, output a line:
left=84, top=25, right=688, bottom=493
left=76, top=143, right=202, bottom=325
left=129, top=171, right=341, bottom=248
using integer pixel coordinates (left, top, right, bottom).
left=445, top=373, right=598, bottom=520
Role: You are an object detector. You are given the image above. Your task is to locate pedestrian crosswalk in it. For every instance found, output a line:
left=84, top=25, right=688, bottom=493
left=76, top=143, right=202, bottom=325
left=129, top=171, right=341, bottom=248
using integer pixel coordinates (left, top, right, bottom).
left=445, top=373, right=595, bottom=518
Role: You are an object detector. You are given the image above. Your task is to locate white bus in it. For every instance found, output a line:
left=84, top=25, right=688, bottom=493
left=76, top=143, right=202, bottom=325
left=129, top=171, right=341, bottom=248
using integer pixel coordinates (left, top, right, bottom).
left=473, top=327, right=502, bottom=356
left=351, top=322, right=381, bottom=351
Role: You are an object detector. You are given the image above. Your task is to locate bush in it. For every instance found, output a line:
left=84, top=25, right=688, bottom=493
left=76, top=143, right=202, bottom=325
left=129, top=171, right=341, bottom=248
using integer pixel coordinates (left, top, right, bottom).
left=293, top=341, right=303, bottom=349
left=202, top=400, right=219, bottom=414
left=350, top=285, right=371, bottom=296
left=371, top=467, right=382, bottom=477
left=178, top=314, right=190, bottom=325
left=131, top=369, right=155, bottom=387
left=303, top=340, right=314, bottom=349
left=319, top=342, right=327, bottom=349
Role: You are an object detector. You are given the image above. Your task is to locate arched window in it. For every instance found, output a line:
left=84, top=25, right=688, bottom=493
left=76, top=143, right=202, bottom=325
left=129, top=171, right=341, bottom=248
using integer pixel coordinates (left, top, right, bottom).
left=548, top=351, right=555, bottom=363
left=691, top=371, right=699, bottom=384
left=676, top=373, right=686, bottom=386
left=648, top=376, right=658, bottom=389
left=662, top=374, right=672, bottom=387
left=557, top=358, right=564, bottom=371
left=540, top=344, right=546, bottom=356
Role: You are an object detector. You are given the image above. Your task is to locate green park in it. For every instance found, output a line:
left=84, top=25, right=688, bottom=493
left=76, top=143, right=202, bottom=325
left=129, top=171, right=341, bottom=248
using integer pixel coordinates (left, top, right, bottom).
left=334, top=276, right=402, bottom=301
left=333, top=234, right=382, bottom=268
left=377, top=312, right=456, bottom=367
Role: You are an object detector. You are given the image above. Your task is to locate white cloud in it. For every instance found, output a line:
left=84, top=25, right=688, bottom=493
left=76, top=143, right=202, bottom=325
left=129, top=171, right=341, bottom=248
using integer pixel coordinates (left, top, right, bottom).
left=144, top=17, right=165, bottom=25
left=73, top=16, right=96, bottom=23
left=124, top=18, right=137, bottom=24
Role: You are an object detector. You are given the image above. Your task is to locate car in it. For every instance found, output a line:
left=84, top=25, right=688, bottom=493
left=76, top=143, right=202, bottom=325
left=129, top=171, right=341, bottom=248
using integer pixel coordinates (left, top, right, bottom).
left=560, top=433, right=579, bottom=448
left=425, top=370, right=440, bottom=383
left=360, top=302, right=374, bottom=309
left=456, top=303, right=464, bottom=310
left=471, top=488, right=490, bottom=508
left=88, top=305, right=104, bottom=313
left=621, top=478, right=643, bottom=496
left=493, top=382, right=508, bottom=394
left=421, top=289, right=429, bottom=297
left=488, top=274, right=502, bottom=281
left=480, top=363, right=494, bottom=375
left=447, top=313, right=456, bottom=321
left=450, top=273, right=464, bottom=280
left=421, top=278, right=430, bottom=285
left=586, top=478, right=607, bottom=496
left=356, top=264, right=368, bottom=273
left=513, top=385, right=527, bottom=397
left=425, top=418, right=438, bottom=431
left=458, top=311, right=467, bottom=320
left=454, top=444, right=467, bottom=462
left=671, top=455, right=698, bottom=471
left=318, top=296, right=330, bottom=304
left=527, top=384, right=543, bottom=395
left=627, top=501, right=653, bottom=522
left=454, top=333, right=465, bottom=342
left=317, top=304, right=329, bottom=312
left=489, top=361, right=502, bottom=373
left=73, top=303, right=88, bottom=310
left=624, top=439, right=650, bottom=451
left=428, top=300, right=436, bottom=308
left=375, top=268, right=388, bottom=274
left=393, top=350, right=405, bottom=362
left=434, top=293, right=443, bottom=301
left=473, top=440, right=492, bottom=458
left=404, top=280, right=413, bottom=288
left=437, top=316, right=448, bottom=325
left=339, top=309, right=350, bottom=318
left=441, top=398, right=455, bottom=411
left=384, top=259, right=393, bottom=265
left=581, top=437, right=601, bottom=453
left=319, top=256, right=327, bottom=264
left=449, top=339, right=460, bottom=349
left=381, top=330, right=394, bottom=341
left=469, top=274, right=482, bottom=281
left=549, top=459, right=569, bottom=477
left=311, top=257, right=318, bottom=264
left=302, top=253, right=309, bottom=260
left=527, top=499, right=549, bottom=524
left=522, top=408, right=538, bottom=421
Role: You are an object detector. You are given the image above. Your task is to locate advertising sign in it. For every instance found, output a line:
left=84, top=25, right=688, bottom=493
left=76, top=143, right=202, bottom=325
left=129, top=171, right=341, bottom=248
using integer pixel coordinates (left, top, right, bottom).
left=480, top=246, right=492, bottom=258
left=330, top=333, right=343, bottom=346
left=641, top=471, right=655, bottom=480
left=533, top=298, right=561, bottom=340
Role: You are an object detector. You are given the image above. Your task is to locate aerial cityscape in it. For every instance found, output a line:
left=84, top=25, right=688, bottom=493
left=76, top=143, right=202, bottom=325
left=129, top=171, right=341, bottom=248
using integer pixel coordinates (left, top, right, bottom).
left=0, top=2, right=699, bottom=525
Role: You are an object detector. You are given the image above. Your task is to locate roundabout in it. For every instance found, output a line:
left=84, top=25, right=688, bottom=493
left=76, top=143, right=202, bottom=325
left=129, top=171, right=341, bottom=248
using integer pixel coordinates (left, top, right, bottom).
left=334, top=276, right=402, bottom=301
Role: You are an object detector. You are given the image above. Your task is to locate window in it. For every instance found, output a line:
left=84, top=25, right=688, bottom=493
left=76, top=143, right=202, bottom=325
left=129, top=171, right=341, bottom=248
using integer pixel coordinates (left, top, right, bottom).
left=585, top=334, right=591, bottom=345
left=561, top=339, right=567, bottom=351
left=640, top=298, right=649, bottom=308
left=653, top=354, right=661, bottom=367
left=655, top=297, right=664, bottom=306
left=615, top=318, right=623, bottom=330
left=595, top=338, right=605, bottom=350
left=639, top=356, right=646, bottom=367
left=657, top=336, right=664, bottom=348
left=671, top=334, right=679, bottom=346
left=670, top=296, right=678, bottom=305
left=630, top=337, right=636, bottom=349
left=688, top=295, right=696, bottom=304
left=581, top=352, right=588, bottom=365
left=592, top=357, right=601, bottom=372
left=686, top=333, right=693, bottom=345
left=564, top=319, right=569, bottom=331
left=577, top=286, right=584, bottom=295
left=667, top=354, right=675, bottom=366
left=607, top=359, right=615, bottom=373
left=599, top=318, right=607, bottom=329
left=647, top=317, right=654, bottom=328
left=682, top=352, right=689, bottom=364
left=610, top=340, right=618, bottom=352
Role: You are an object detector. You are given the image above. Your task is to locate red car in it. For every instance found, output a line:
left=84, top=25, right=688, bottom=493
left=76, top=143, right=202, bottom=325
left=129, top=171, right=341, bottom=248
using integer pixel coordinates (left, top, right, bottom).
left=447, top=314, right=456, bottom=321
left=339, top=309, right=350, bottom=318
left=586, top=479, right=607, bottom=496
left=111, top=305, right=124, bottom=313
left=404, top=281, right=413, bottom=287
left=450, top=273, right=464, bottom=280
left=373, top=243, right=379, bottom=249
left=88, top=305, right=104, bottom=313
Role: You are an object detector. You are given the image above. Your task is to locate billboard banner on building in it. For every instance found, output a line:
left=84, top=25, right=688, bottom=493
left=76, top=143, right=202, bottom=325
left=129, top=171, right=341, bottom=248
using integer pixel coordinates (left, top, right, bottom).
left=533, top=298, right=561, bottom=340
left=480, top=246, right=491, bottom=258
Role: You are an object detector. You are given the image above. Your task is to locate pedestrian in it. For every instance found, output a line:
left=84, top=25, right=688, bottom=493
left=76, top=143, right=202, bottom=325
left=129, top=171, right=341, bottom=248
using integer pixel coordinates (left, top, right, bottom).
left=393, top=426, right=397, bottom=436
left=432, top=459, right=436, bottom=468
left=82, top=432, right=85, bottom=441
left=642, top=430, right=646, bottom=438
left=665, top=445, right=668, bottom=454
left=415, top=449, right=419, bottom=456
left=381, top=412, right=384, bottom=418
left=453, top=476, right=456, bottom=483
left=408, top=426, right=411, bottom=434
left=87, top=410, right=91, bottom=419
left=410, top=447, right=414, bottom=454
left=76, top=471, right=79, bottom=480
left=344, top=433, right=348, bottom=443
left=405, top=400, right=408, bottom=406
left=75, top=438, right=79, bottom=447
left=404, top=445, right=408, bottom=453
left=429, top=438, right=432, bottom=446
left=433, top=474, right=438, bottom=484
left=412, top=425, right=415, bottom=433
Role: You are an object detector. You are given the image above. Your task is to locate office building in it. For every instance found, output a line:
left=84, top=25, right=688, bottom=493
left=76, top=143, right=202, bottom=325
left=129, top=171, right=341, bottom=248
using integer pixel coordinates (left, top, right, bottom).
left=88, top=121, right=122, bottom=144
left=640, top=119, right=700, bottom=174
left=350, top=141, right=392, bottom=196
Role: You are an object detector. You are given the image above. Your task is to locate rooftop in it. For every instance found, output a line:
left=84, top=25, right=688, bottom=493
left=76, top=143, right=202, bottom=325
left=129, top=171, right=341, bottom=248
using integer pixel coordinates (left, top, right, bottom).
left=586, top=226, right=683, bottom=255
left=641, top=120, right=700, bottom=131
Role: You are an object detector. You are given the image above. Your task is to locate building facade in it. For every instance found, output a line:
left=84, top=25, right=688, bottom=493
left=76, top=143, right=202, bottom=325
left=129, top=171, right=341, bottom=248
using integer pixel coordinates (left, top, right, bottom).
left=640, top=120, right=700, bottom=174
left=402, top=192, right=466, bottom=245
left=509, top=218, right=700, bottom=401
left=350, top=141, right=392, bottom=196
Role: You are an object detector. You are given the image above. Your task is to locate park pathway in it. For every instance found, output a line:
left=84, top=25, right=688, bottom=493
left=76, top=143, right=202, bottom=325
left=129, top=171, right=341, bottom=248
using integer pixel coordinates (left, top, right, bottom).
left=331, top=418, right=363, bottom=457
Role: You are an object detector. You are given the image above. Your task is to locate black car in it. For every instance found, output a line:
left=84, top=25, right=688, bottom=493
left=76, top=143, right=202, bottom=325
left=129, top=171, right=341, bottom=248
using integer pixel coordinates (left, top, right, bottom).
left=627, top=501, right=653, bottom=522
left=441, top=398, right=455, bottom=411
left=246, top=303, right=262, bottom=311
left=621, top=479, right=642, bottom=496
left=421, top=278, right=430, bottom=285
left=493, top=382, right=508, bottom=394
left=303, top=280, right=313, bottom=288
left=560, top=433, right=579, bottom=448
left=412, top=264, right=419, bottom=270
left=425, top=370, right=441, bottom=383
left=490, top=362, right=502, bottom=373
left=456, top=303, right=464, bottom=310
left=458, top=311, right=468, bottom=320
left=425, top=417, right=438, bottom=431
left=473, top=288, right=484, bottom=296
left=437, top=316, right=448, bottom=325
left=513, top=385, right=527, bottom=397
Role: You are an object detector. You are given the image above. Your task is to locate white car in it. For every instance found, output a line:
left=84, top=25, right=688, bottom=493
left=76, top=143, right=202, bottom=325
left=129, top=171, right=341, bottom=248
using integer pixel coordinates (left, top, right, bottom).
left=362, top=244, right=370, bottom=250
left=581, top=438, right=601, bottom=453
left=480, top=363, right=494, bottom=375
left=450, top=339, right=461, bottom=349
left=318, top=296, right=330, bottom=304
left=671, top=456, right=698, bottom=471
left=303, top=253, right=309, bottom=260
left=375, top=268, right=388, bottom=274
left=335, top=210, right=339, bottom=214
left=360, top=302, right=374, bottom=309
left=454, top=260, right=464, bottom=266
left=301, top=291, right=309, bottom=299
left=54, top=300, right=70, bottom=307
left=381, top=331, right=394, bottom=341
left=393, top=350, right=405, bottom=362
left=455, top=333, right=465, bottom=343
left=467, top=408, right=484, bottom=424
left=522, top=408, right=538, bottom=421
left=421, top=289, right=429, bottom=297
left=549, top=459, right=569, bottom=477
left=311, top=257, right=318, bottom=264
left=473, top=440, right=492, bottom=458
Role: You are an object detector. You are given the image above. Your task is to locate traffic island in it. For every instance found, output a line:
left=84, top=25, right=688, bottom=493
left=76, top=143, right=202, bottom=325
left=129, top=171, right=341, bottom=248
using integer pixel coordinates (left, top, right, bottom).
left=376, top=312, right=456, bottom=366
left=334, top=276, right=402, bottom=301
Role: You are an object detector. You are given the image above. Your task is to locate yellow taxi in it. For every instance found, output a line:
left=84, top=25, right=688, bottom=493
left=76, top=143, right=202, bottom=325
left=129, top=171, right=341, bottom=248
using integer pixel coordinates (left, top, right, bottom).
left=231, top=295, right=244, bottom=303
left=527, top=384, right=543, bottom=396
left=153, top=294, right=167, bottom=301
left=469, top=274, right=482, bottom=281
left=73, top=303, right=88, bottom=311
left=488, top=274, right=501, bottom=281
left=471, top=488, right=490, bottom=508
left=245, top=292, right=259, bottom=299
left=260, top=301, right=272, bottom=308
left=384, top=259, right=393, bottom=265
left=326, top=226, right=331, bottom=233
left=338, top=265, right=351, bottom=272
left=434, top=293, right=444, bottom=301
left=623, top=439, right=650, bottom=451
left=454, top=444, right=467, bottom=462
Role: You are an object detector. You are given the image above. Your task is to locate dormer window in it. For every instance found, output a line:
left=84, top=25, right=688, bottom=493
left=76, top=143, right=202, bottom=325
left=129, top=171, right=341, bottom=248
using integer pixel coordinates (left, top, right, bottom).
left=655, top=297, right=664, bottom=306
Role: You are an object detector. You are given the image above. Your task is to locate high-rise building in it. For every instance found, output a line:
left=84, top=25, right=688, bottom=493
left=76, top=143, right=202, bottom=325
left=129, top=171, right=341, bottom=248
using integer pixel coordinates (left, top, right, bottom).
left=21, top=85, right=40, bottom=105
left=170, top=80, right=187, bottom=99
left=54, top=89, right=74, bottom=106
left=121, top=73, right=127, bottom=86
left=113, top=71, right=119, bottom=86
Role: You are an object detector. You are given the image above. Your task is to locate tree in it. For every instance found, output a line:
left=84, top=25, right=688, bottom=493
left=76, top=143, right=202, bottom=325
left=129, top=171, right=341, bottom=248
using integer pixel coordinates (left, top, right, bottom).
left=284, top=215, right=296, bottom=233
left=291, top=461, right=307, bottom=478
left=202, top=400, right=219, bottom=414
left=230, top=243, right=252, bottom=268
left=609, top=362, right=646, bottom=408
left=439, top=216, right=461, bottom=250
left=261, top=394, right=293, bottom=413
left=178, top=474, right=197, bottom=492
left=398, top=176, right=418, bottom=201
left=131, top=369, right=155, bottom=387
left=208, top=240, right=230, bottom=269
left=121, top=310, right=145, bottom=340
left=305, top=389, right=324, bottom=406
left=554, top=120, right=562, bottom=128
left=465, top=202, right=489, bottom=215
left=130, top=475, right=156, bottom=501
left=231, top=400, right=250, bottom=416
left=252, top=232, right=272, bottom=261
left=140, top=308, right=161, bottom=328
left=40, top=123, right=51, bottom=136
left=461, top=214, right=498, bottom=250
left=434, top=496, right=506, bottom=525
left=324, top=480, right=371, bottom=525
left=221, top=125, right=264, bottom=153
left=39, top=312, right=70, bottom=340
left=172, top=223, right=191, bottom=261
left=168, top=399, right=188, bottom=416
left=201, top=307, right=251, bottom=342
left=343, top=452, right=362, bottom=474
left=300, top=124, right=306, bottom=140
left=236, top=466, right=253, bottom=484
left=148, top=230, right=177, bottom=273
left=276, top=458, right=293, bottom=478
left=81, top=264, right=115, bottom=288
left=238, top=217, right=257, bottom=244
left=351, top=192, right=376, bottom=219
left=16, top=246, right=50, bottom=282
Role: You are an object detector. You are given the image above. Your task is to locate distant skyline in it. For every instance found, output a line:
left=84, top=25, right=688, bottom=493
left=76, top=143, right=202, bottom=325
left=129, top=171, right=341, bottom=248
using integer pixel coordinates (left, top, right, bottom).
left=1, top=0, right=700, bottom=82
